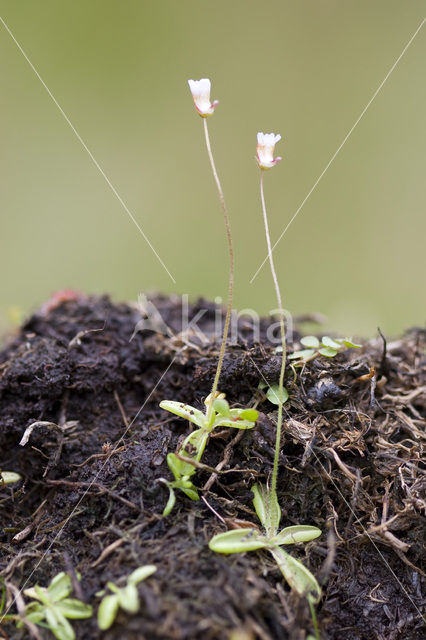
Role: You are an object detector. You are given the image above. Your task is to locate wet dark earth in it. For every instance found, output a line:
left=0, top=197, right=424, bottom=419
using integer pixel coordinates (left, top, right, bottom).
left=0, top=295, right=425, bottom=639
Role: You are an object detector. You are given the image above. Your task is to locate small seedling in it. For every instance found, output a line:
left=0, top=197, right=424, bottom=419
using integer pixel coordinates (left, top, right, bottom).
left=160, top=393, right=258, bottom=515
left=288, top=336, right=361, bottom=364
left=209, top=483, right=321, bottom=603
left=96, top=565, right=157, bottom=630
left=0, top=471, right=22, bottom=485
left=14, top=572, right=92, bottom=640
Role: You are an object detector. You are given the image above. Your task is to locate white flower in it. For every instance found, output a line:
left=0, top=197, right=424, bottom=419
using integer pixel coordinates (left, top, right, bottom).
left=256, top=132, right=282, bottom=169
left=188, top=78, right=219, bottom=117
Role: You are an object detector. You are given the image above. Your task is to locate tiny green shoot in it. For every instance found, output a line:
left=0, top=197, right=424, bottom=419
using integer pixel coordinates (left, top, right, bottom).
left=288, top=336, right=361, bottom=364
left=96, top=565, right=157, bottom=630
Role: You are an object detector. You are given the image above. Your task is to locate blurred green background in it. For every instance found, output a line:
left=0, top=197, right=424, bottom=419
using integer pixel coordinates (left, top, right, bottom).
left=0, top=0, right=425, bottom=337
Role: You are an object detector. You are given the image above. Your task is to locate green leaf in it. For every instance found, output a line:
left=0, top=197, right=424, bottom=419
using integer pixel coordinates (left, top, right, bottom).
left=179, top=483, right=199, bottom=501
left=118, top=584, right=139, bottom=613
left=213, top=398, right=230, bottom=416
left=212, top=418, right=256, bottom=430
left=23, top=586, right=44, bottom=603
left=213, top=410, right=257, bottom=430
left=0, top=471, right=22, bottom=485
left=273, top=525, right=322, bottom=546
left=258, top=380, right=267, bottom=390
left=270, top=547, right=321, bottom=602
left=159, top=401, right=206, bottom=428
left=209, top=529, right=268, bottom=554
left=57, top=599, right=93, bottom=619
left=181, top=429, right=209, bottom=461
left=288, top=349, right=316, bottom=361
left=23, top=600, right=44, bottom=616
left=164, top=475, right=199, bottom=504
left=97, top=594, right=119, bottom=630
left=336, top=338, right=362, bottom=348
left=252, top=483, right=267, bottom=529
left=238, top=408, right=259, bottom=422
left=167, top=448, right=204, bottom=481
left=47, top=573, right=72, bottom=602
left=321, top=336, right=341, bottom=350
left=33, top=585, right=50, bottom=605
left=127, top=565, right=157, bottom=586
left=167, top=453, right=193, bottom=481
left=24, top=606, right=45, bottom=624
left=45, top=606, right=75, bottom=640
left=105, top=582, right=120, bottom=594
left=266, top=385, right=289, bottom=405
left=318, top=347, right=338, bottom=357
left=252, top=484, right=281, bottom=537
left=300, top=336, right=320, bottom=349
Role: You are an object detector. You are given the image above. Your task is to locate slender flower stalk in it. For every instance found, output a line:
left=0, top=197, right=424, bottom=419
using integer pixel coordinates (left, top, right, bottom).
left=188, top=79, right=233, bottom=424
left=202, top=119, right=234, bottom=423
left=257, top=132, right=286, bottom=497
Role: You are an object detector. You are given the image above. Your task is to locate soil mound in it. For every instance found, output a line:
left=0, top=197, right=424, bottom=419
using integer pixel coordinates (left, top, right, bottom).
left=0, top=295, right=424, bottom=639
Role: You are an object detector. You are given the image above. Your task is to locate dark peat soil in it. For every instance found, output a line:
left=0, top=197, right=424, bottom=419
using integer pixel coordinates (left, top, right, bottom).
left=0, top=295, right=425, bottom=640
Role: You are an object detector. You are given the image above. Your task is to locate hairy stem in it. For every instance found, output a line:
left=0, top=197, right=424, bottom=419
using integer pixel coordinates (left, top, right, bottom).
left=203, top=118, right=234, bottom=424
left=259, top=170, right=286, bottom=497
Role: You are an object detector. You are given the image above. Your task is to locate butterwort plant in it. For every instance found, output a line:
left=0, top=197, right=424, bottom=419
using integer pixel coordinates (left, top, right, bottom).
left=159, top=79, right=258, bottom=515
left=255, top=131, right=287, bottom=505
left=209, top=133, right=322, bottom=614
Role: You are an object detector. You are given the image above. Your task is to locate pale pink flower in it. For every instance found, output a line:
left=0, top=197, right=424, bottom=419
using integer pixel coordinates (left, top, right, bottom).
left=188, top=78, right=219, bottom=117
left=256, top=132, right=282, bottom=170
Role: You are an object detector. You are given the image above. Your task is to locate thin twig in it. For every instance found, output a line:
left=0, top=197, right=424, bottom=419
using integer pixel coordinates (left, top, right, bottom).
left=90, top=538, right=124, bottom=568
left=174, top=453, right=218, bottom=473
left=45, top=479, right=139, bottom=511
left=114, top=390, right=130, bottom=429
left=63, top=552, right=86, bottom=602
left=203, top=430, right=244, bottom=492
